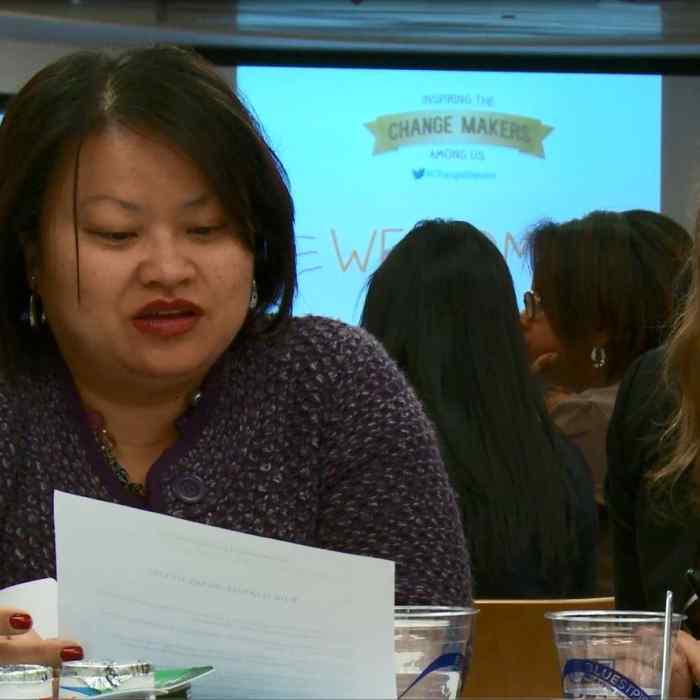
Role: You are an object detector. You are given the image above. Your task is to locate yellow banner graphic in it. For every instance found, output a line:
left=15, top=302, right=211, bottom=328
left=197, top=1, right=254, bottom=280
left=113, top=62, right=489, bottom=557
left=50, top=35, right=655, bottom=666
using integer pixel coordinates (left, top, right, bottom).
left=364, top=110, right=554, bottom=158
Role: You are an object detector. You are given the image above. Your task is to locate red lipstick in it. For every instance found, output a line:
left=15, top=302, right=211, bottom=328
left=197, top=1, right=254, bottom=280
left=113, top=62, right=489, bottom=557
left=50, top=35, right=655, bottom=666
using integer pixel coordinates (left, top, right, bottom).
left=131, top=299, right=203, bottom=338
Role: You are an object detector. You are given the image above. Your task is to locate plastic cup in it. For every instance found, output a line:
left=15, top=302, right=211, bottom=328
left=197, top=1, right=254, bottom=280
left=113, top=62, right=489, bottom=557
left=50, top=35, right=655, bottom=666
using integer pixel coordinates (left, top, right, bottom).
left=546, top=610, right=685, bottom=699
left=394, top=606, right=478, bottom=699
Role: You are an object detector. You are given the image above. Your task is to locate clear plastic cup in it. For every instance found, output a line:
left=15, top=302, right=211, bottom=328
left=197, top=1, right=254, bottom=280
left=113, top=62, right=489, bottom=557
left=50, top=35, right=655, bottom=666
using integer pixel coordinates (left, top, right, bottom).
left=0, top=665, right=53, bottom=700
left=394, top=606, right=478, bottom=699
left=546, top=610, right=685, bottom=699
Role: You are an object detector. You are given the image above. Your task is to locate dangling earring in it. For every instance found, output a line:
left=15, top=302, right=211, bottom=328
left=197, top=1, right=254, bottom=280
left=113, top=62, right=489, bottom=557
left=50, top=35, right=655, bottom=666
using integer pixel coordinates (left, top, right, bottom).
left=591, top=346, right=606, bottom=369
left=28, top=276, right=45, bottom=330
left=249, top=279, right=258, bottom=310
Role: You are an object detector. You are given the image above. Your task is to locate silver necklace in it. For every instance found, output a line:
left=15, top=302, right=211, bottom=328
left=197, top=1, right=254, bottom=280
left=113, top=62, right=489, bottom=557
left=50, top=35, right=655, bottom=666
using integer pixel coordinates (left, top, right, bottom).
left=85, top=390, right=202, bottom=498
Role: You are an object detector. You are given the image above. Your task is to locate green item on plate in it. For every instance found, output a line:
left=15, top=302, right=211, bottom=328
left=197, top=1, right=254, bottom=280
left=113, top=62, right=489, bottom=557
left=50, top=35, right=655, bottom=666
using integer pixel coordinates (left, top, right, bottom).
left=155, top=667, right=214, bottom=695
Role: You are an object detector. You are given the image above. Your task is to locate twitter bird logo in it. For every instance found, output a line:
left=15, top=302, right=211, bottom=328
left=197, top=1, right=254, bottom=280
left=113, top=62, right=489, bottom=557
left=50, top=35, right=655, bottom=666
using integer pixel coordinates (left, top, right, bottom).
left=412, top=168, right=425, bottom=180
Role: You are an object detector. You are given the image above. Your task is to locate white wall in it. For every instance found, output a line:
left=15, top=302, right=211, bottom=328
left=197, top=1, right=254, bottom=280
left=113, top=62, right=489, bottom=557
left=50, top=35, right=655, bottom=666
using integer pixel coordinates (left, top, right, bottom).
left=0, top=39, right=88, bottom=93
left=0, top=37, right=234, bottom=94
left=662, top=76, right=700, bottom=234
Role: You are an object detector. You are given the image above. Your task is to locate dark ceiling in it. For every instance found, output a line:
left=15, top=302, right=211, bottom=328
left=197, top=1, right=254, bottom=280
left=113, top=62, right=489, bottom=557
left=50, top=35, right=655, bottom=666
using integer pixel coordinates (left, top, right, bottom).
left=0, top=1, right=699, bottom=58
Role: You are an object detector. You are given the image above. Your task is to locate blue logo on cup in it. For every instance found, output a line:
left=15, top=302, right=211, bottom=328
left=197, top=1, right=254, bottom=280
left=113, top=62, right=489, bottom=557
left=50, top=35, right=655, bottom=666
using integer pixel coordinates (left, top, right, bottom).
left=562, top=659, right=652, bottom=699
left=399, top=652, right=464, bottom=698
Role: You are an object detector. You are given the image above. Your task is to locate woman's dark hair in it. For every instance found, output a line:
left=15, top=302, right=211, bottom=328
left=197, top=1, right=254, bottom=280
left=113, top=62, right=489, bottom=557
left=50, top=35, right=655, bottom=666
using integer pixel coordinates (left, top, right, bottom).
left=361, top=218, right=578, bottom=594
left=525, top=209, right=691, bottom=382
left=0, top=45, right=296, bottom=377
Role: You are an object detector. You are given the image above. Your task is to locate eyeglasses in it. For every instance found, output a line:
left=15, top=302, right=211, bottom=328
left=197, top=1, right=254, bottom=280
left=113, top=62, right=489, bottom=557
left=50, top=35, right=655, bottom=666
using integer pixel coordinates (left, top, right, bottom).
left=523, top=290, right=543, bottom=321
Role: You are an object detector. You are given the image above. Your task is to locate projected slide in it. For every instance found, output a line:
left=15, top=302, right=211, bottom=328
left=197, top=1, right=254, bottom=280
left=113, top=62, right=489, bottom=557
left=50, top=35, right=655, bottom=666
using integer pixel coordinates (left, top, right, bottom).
left=237, top=67, right=661, bottom=323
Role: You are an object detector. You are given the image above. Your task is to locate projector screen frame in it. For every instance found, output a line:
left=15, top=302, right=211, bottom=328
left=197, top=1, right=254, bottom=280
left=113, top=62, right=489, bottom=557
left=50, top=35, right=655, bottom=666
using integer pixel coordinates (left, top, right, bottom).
left=195, top=46, right=700, bottom=76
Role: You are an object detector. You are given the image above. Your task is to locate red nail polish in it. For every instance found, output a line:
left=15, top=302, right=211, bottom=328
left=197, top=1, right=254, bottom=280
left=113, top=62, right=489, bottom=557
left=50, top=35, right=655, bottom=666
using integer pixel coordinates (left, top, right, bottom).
left=9, top=613, right=32, bottom=630
left=60, top=646, right=84, bottom=662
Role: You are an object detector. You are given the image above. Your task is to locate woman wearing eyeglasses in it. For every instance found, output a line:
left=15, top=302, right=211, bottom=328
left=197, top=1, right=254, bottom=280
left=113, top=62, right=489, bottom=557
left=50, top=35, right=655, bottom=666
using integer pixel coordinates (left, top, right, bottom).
left=520, top=209, right=692, bottom=594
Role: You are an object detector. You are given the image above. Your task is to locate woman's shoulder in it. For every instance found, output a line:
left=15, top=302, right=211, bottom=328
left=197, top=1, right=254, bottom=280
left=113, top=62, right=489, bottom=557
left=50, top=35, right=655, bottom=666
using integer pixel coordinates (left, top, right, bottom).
left=618, top=347, right=669, bottom=406
left=0, top=348, right=72, bottom=417
left=231, top=315, right=420, bottom=422
left=0, top=371, right=44, bottom=416
left=612, top=347, right=673, bottom=438
left=607, top=347, right=673, bottom=484
left=0, top=369, right=55, bottom=459
left=248, top=315, right=398, bottom=377
left=550, top=385, right=618, bottom=437
left=283, top=315, right=383, bottom=350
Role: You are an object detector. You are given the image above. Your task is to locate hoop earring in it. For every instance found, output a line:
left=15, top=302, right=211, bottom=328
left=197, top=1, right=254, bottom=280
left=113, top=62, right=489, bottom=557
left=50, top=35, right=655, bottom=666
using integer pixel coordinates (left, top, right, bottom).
left=28, top=292, right=46, bottom=330
left=28, top=276, right=46, bottom=330
left=249, top=279, right=258, bottom=310
left=591, top=346, right=606, bottom=369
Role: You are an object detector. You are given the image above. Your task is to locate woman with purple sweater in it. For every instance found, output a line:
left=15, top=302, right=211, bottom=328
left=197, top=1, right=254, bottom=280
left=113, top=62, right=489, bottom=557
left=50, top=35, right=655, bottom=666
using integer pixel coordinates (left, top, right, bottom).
left=0, top=46, right=471, bottom=666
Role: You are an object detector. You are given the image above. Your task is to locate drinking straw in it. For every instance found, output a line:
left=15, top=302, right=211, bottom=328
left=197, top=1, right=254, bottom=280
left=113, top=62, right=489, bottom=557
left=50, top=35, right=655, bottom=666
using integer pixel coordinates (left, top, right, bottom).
left=660, top=590, right=673, bottom=700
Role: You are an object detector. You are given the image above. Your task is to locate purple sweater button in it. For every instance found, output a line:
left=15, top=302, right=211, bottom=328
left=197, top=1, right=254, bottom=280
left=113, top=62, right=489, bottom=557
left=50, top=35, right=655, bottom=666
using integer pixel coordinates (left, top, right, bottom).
left=173, top=474, right=205, bottom=504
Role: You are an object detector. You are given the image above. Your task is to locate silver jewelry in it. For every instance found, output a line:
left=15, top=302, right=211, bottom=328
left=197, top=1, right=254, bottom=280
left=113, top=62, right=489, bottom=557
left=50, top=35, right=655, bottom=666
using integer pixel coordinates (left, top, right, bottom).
left=28, top=276, right=45, bottom=329
left=591, top=346, right=607, bottom=369
left=85, top=389, right=202, bottom=498
left=249, top=279, right=258, bottom=310
left=94, top=422, right=145, bottom=496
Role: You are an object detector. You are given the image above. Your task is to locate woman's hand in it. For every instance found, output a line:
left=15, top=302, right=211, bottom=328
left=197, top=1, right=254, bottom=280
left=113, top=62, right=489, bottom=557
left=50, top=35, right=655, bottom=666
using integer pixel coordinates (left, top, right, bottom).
left=0, top=607, right=83, bottom=667
left=530, top=351, right=560, bottom=377
left=671, top=630, right=700, bottom=698
left=530, top=352, right=573, bottom=411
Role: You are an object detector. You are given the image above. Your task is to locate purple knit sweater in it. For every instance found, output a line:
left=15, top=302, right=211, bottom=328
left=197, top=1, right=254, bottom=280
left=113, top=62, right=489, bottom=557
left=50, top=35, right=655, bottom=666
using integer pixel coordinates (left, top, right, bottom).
left=0, top=316, right=471, bottom=605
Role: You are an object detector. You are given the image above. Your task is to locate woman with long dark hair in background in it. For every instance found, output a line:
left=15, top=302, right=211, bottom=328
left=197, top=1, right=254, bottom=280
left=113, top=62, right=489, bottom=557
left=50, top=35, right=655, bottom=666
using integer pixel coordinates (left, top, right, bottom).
left=361, top=218, right=597, bottom=597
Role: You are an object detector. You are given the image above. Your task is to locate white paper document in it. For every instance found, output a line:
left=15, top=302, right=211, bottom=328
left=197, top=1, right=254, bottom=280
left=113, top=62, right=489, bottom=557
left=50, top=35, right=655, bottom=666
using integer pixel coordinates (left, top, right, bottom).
left=0, top=577, right=58, bottom=638
left=54, top=491, right=396, bottom=699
